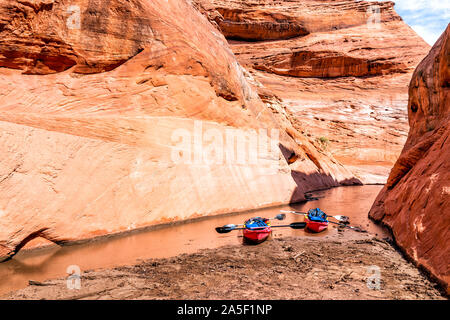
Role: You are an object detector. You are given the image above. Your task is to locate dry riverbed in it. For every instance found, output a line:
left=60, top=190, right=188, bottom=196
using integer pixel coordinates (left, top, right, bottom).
left=4, top=230, right=445, bottom=300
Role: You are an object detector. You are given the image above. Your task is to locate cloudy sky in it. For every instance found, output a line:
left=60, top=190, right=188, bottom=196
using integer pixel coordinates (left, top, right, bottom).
left=378, top=0, right=449, bottom=45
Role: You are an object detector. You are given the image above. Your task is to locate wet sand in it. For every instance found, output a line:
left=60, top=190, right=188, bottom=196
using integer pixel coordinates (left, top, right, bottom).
left=5, top=233, right=445, bottom=300
left=1, top=185, right=446, bottom=299
left=0, top=185, right=388, bottom=296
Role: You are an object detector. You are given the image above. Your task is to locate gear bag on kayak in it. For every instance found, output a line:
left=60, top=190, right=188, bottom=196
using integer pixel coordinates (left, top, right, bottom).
left=244, top=217, right=269, bottom=228
left=307, top=208, right=328, bottom=222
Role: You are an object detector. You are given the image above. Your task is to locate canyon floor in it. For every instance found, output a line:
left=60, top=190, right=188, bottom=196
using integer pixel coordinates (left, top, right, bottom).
left=5, top=230, right=445, bottom=300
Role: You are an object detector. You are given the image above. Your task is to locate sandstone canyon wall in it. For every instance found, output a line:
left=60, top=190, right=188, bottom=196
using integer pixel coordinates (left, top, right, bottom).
left=193, top=0, right=431, bottom=184
left=0, top=0, right=358, bottom=260
left=369, top=25, right=450, bottom=294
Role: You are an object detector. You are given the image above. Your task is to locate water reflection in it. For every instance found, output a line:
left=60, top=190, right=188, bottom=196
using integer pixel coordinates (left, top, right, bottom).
left=0, top=185, right=387, bottom=296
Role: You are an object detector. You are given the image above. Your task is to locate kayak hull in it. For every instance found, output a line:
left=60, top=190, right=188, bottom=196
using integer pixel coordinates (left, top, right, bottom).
left=243, top=227, right=271, bottom=244
left=305, top=216, right=328, bottom=233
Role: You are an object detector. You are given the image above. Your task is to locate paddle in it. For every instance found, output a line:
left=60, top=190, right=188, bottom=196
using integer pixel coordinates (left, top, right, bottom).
left=215, top=222, right=306, bottom=234
left=271, top=213, right=286, bottom=221
left=270, top=222, right=306, bottom=229
left=327, top=220, right=366, bottom=232
left=220, top=213, right=286, bottom=230
left=280, top=210, right=349, bottom=223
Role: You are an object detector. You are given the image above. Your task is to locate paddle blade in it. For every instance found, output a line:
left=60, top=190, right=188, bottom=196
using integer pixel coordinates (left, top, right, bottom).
left=351, top=226, right=367, bottom=233
left=215, top=227, right=228, bottom=233
left=289, top=222, right=307, bottom=229
left=280, top=210, right=305, bottom=215
left=215, top=227, right=233, bottom=234
left=334, top=215, right=349, bottom=223
left=215, top=224, right=238, bottom=234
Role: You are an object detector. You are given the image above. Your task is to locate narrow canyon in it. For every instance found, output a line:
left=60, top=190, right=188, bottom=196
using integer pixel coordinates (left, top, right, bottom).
left=0, top=0, right=448, bottom=297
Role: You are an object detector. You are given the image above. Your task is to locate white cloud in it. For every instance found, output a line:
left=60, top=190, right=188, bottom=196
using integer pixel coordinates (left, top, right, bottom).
left=410, top=25, right=443, bottom=45
left=391, top=0, right=450, bottom=16
left=374, top=0, right=449, bottom=45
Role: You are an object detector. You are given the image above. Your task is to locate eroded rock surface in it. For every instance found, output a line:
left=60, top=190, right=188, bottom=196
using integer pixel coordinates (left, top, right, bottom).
left=369, top=25, right=450, bottom=294
left=0, top=0, right=357, bottom=260
left=194, top=0, right=431, bottom=183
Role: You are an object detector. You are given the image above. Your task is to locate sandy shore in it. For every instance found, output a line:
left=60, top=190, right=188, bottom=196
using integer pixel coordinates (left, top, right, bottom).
left=4, top=230, right=446, bottom=300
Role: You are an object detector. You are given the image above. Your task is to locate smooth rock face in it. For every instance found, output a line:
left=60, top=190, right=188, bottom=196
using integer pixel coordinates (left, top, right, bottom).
left=194, top=0, right=430, bottom=184
left=0, top=0, right=357, bottom=260
left=369, top=25, right=450, bottom=293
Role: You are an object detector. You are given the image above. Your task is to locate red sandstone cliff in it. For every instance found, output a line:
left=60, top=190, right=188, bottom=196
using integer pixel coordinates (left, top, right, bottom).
left=194, top=0, right=430, bottom=184
left=369, top=25, right=450, bottom=294
left=0, top=0, right=357, bottom=260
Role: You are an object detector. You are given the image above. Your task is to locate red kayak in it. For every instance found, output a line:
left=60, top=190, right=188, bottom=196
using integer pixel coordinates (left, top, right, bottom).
left=305, top=215, right=328, bottom=233
left=243, top=226, right=272, bottom=244
left=242, top=217, right=272, bottom=244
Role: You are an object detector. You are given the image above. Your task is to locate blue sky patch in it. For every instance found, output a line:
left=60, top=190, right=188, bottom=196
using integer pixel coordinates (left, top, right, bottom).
left=377, top=0, right=449, bottom=45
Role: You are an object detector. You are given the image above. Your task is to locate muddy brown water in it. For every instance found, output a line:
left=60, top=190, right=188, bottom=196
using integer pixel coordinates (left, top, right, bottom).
left=0, top=185, right=388, bottom=296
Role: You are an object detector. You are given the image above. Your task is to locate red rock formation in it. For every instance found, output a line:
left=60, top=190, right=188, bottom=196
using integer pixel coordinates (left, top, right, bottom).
left=0, top=0, right=357, bottom=260
left=194, top=0, right=430, bottom=183
left=253, top=50, right=407, bottom=78
left=197, top=7, right=309, bottom=41
left=369, top=25, right=450, bottom=294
